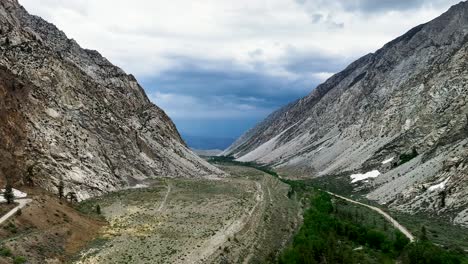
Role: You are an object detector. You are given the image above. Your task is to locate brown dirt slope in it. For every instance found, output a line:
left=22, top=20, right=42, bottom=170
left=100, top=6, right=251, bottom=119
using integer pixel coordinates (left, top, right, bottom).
left=0, top=188, right=105, bottom=264
left=0, top=66, right=32, bottom=186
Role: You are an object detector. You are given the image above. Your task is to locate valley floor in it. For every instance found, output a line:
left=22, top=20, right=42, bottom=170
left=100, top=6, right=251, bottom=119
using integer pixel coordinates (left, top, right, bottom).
left=75, top=165, right=301, bottom=264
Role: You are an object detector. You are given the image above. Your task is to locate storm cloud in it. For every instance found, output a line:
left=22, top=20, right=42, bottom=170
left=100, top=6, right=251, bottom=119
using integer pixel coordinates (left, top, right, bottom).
left=19, top=0, right=463, bottom=143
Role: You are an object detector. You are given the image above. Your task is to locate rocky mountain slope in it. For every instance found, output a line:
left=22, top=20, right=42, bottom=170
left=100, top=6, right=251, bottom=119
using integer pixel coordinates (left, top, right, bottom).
left=0, top=0, right=223, bottom=200
left=224, top=1, right=468, bottom=226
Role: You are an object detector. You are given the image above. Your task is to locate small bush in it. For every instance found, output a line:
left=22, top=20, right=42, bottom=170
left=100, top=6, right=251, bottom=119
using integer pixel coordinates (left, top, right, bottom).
left=398, top=148, right=418, bottom=165
left=13, top=256, right=27, bottom=264
left=0, top=247, right=12, bottom=257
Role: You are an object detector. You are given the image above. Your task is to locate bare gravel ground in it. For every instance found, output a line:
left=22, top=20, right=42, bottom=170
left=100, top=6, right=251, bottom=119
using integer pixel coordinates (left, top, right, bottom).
left=75, top=165, right=300, bottom=264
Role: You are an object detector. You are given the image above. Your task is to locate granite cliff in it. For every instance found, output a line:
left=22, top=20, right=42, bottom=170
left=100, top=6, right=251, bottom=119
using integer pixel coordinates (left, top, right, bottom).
left=0, top=0, right=223, bottom=200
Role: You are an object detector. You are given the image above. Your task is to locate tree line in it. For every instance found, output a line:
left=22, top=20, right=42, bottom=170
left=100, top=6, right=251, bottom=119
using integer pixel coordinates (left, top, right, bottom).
left=279, top=192, right=467, bottom=264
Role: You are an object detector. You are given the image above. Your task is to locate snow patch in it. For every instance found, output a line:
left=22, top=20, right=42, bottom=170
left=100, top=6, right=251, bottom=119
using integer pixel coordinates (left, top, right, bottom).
left=350, top=170, right=381, bottom=183
left=428, top=177, right=450, bottom=192
left=404, top=119, right=412, bottom=131
left=131, top=184, right=149, bottom=189
left=382, top=157, right=394, bottom=164
left=0, top=189, right=28, bottom=203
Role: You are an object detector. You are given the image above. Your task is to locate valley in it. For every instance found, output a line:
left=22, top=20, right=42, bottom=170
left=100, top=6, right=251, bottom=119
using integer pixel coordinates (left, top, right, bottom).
left=74, top=165, right=301, bottom=264
left=1, top=162, right=467, bottom=263
left=0, top=0, right=467, bottom=263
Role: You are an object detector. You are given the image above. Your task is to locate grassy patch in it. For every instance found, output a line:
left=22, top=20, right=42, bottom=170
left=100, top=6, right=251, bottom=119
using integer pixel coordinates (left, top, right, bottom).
left=0, top=247, right=27, bottom=264
left=391, top=211, right=468, bottom=250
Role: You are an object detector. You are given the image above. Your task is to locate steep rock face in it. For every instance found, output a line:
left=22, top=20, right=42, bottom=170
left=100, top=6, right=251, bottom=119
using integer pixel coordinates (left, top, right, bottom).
left=0, top=0, right=223, bottom=199
left=224, top=2, right=468, bottom=225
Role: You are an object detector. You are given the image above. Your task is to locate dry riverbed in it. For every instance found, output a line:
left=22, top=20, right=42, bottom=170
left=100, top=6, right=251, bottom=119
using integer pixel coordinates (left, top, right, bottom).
left=75, top=165, right=300, bottom=264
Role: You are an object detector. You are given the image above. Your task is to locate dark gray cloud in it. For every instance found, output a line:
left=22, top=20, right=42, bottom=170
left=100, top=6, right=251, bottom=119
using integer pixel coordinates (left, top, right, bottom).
left=20, top=0, right=463, bottom=147
left=342, top=0, right=427, bottom=12
left=296, top=0, right=462, bottom=13
left=142, top=52, right=346, bottom=103
left=140, top=52, right=350, bottom=139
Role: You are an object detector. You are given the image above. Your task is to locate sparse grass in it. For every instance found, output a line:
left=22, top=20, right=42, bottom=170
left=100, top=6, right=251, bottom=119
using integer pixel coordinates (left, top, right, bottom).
left=75, top=178, right=258, bottom=263
left=0, top=203, right=16, bottom=216
left=75, top=166, right=301, bottom=264
left=0, top=247, right=27, bottom=264
left=391, top=211, right=468, bottom=251
left=208, top=156, right=279, bottom=177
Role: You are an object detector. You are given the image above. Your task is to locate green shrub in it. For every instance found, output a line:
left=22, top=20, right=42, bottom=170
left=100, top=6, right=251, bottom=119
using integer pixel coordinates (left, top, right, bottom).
left=399, top=148, right=418, bottom=165
left=0, top=247, right=12, bottom=257
left=13, top=256, right=27, bottom=264
left=402, top=241, right=466, bottom=264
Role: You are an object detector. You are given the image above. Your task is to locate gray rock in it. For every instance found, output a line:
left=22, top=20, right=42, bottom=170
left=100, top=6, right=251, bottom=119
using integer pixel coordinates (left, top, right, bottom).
left=224, top=2, right=468, bottom=224
left=0, top=0, right=223, bottom=200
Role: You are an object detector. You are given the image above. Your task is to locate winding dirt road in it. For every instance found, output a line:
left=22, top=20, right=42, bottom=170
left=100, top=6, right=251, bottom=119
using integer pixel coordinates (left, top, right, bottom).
left=0, top=199, right=32, bottom=225
left=325, top=191, right=415, bottom=242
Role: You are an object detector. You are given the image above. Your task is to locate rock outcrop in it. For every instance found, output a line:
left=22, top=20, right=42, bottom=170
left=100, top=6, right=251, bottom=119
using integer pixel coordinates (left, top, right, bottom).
left=0, top=0, right=223, bottom=199
left=224, top=2, right=468, bottom=225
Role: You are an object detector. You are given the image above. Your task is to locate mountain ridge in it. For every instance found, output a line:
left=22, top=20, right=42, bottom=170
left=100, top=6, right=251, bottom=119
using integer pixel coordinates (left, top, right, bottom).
left=224, top=1, right=468, bottom=226
left=0, top=0, right=223, bottom=199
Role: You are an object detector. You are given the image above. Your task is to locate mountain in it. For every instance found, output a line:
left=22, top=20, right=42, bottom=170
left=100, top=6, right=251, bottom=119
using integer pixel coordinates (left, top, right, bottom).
left=224, top=2, right=468, bottom=226
left=0, top=0, right=223, bottom=200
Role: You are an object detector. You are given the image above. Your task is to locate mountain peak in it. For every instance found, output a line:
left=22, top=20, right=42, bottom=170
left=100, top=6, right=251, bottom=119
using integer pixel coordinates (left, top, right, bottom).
left=225, top=1, right=468, bottom=226
left=0, top=0, right=224, bottom=199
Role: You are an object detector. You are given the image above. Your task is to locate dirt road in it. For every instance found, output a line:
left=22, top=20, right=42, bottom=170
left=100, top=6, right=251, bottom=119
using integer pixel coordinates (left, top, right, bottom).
left=325, top=191, right=415, bottom=242
left=0, top=199, right=32, bottom=225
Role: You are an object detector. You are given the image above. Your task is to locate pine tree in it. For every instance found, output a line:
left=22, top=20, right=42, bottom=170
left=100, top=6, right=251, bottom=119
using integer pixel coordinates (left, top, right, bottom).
left=439, top=191, right=446, bottom=208
left=420, top=225, right=428, bottom=241
left=4, top=182, right=14, bottom=204
left=24, top=165, right=35, bottom=186
left=58, top=178, right=64, bottom=199
left=96, top=204, right=101, bottom=215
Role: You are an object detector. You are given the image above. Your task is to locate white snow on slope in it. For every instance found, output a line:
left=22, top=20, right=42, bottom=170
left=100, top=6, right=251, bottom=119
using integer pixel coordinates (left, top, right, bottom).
left=382, top=157, right=394, bottom=164
left=350, top=170, right=381, bottom=183
left=0, top=189, right=28, bottom=203
left=428, top=177, right=450, bottom=192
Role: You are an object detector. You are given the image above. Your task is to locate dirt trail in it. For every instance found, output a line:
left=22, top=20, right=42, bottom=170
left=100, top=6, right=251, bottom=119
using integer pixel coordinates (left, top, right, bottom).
left=0, top=199, right=32, bottom=225
left=157, top=184, right=171, bottom=212
left=325, top=191, right=415, bottom=242
left=185, top=181, right=264, bottom=263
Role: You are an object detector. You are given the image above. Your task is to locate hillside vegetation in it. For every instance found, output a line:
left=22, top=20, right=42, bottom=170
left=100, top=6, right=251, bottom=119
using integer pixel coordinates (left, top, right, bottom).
left=279, top=190, right=468, bottom=264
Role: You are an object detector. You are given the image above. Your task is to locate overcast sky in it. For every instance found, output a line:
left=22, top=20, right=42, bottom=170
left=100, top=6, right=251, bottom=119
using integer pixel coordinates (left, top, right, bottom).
left=19, top=0, right=461, bottom=145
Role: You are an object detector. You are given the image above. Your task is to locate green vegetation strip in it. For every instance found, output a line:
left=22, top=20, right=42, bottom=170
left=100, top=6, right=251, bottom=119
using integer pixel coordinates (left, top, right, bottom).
left=278, top=191, right=468, bottom=264
left=209, top=156, right=467, bottom=263
left=208, top=156, right=279, bottom=177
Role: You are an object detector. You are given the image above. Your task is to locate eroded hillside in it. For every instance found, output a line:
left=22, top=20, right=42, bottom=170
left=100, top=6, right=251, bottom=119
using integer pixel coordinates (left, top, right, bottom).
left=224, top=2, right=468, bottom=225
left=0, top=0, right=223, bottom=199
